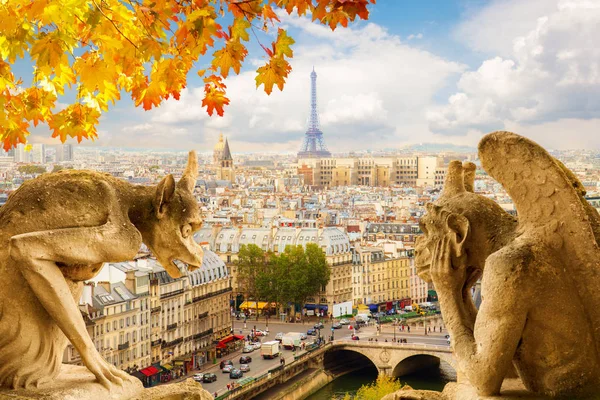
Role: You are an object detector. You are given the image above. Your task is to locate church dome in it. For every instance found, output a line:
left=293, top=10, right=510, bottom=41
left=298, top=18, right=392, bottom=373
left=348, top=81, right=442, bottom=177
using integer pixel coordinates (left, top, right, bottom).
left=214, top=133, right=225, bottom=152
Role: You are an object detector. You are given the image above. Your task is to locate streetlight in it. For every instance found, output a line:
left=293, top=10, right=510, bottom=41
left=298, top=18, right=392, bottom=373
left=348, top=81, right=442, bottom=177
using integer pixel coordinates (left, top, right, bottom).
left=393, top=319, right=396, bottom=342
left=266, top=309, right=269, bottom=333
left=331, top=319, right=335, bottom=342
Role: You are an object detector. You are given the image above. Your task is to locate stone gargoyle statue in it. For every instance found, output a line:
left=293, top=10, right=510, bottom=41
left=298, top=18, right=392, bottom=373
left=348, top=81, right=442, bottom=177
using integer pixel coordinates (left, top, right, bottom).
left=415, top=131, right=600, bottom=398
left=0, top=151, right=204, bottom=393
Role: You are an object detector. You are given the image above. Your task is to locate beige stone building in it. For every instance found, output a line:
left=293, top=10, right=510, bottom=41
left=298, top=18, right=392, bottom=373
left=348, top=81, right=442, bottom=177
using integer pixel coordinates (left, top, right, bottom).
left=214, top=133, right=235, bottom=183
left=64, top=248, right=232, bottom=384
left=298, top=156, right=446, bottom=187
left=195, top=225, right=353, bottom=315
left=352, top=246, right=412, bottom=312
left=64, top=280, right=152, bottom=374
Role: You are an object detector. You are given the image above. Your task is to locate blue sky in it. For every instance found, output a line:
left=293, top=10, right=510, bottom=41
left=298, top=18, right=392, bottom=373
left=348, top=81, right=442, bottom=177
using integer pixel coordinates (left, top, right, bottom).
left=22, top=0, right=600, bottom=152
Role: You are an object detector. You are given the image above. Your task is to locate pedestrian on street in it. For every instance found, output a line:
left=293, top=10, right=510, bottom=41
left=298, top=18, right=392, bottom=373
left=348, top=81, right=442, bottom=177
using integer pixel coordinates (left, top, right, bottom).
left=214, top=392, right=217, bottom=398
left=407, top=326, right=410, bottom=333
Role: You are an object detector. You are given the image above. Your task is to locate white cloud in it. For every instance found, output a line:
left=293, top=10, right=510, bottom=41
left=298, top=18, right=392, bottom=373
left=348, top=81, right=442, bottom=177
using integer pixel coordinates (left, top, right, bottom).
left=136, top=14, right=464, bottom=152
left=429, top=0, right=600, bottom=136
left=123, top=123, right=153, bottom=132
left=406, top=33, right=423, bottom=41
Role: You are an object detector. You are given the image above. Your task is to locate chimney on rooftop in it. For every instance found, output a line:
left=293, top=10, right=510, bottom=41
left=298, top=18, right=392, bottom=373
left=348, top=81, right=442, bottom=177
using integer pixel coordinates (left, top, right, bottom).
left=125, top=270, right=136, bottom=294
left=98, top=281, right=111, bottom=293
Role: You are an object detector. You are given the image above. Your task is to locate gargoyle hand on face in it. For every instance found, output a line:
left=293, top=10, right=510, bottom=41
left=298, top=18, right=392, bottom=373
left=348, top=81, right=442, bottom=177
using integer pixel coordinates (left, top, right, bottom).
left=431, top=232, right=468, bottom=294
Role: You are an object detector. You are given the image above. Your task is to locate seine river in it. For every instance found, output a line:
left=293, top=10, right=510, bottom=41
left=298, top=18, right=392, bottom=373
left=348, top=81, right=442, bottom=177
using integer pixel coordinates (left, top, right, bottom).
left=306, top=363, right=455, bottom=400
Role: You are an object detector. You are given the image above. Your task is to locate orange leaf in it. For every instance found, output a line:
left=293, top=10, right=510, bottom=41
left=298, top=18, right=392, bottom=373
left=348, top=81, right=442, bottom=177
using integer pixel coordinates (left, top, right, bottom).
left=274, top=28, right=295, bottom=58
left=262, top=4, right=280, bottom=23
left=202, top=80, right=229, bottom=117
left=255, top=56, right=291, bottom=95
left=212, top=41, right=247, bottom=78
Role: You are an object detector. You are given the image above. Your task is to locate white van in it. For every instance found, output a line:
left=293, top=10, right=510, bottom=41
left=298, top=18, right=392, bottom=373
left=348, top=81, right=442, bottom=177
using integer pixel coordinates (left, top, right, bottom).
left=355, top=314, right=370, bottom=323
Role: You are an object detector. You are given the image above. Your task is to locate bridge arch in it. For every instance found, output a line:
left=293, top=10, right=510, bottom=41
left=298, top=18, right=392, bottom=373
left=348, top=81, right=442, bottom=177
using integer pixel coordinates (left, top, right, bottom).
left=323, top=348, right=378, bottom=377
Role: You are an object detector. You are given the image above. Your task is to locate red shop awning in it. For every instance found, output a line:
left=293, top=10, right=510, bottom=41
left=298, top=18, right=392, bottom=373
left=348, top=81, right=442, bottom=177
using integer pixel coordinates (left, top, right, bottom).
left=234, top=334, right=245, bottom=340
left=139, top=366, right=160, bottom=376
left=218, top=335, right=234, bottom=345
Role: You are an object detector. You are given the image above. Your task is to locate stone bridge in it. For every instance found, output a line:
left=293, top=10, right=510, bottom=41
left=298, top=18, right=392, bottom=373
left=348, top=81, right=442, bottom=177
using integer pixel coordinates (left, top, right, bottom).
left=325, top=340, right=455, bottom=378
left=226, top=341, right=455, bottom=400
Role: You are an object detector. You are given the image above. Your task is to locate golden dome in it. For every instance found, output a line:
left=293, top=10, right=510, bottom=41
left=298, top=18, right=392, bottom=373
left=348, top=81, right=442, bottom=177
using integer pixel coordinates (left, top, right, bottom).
left=214, top=133, right=225, bottom=151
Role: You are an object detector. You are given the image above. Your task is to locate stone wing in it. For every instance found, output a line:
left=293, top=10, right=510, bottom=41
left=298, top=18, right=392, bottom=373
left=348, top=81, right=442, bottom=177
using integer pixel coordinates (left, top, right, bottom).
left=479, top=131, right=600, bottom=347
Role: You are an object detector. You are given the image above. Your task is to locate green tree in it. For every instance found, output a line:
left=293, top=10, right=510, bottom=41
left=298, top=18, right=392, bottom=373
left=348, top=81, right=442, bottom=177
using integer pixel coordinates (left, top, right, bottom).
left=255, top=251, right=285, bottom=320
left=276, top=244, right=330, bottom=321
left=353, top=375, right=403, bottom=400
left=305, top=242, right=331, bottom=308
left=17, top=165, right=46, bottom=174
left=236, top=244, right=267, bottom=320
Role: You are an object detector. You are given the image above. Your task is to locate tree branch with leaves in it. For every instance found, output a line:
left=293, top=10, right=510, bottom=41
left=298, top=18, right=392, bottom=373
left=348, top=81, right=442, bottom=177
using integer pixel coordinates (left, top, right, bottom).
left=0, top=0, right=375, bottom=151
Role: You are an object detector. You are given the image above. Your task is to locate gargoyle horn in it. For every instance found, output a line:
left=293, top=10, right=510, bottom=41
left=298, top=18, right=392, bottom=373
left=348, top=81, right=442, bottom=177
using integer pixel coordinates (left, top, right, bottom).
left=462, top=162, right=476, bottom=193
left=441, top=160, right=465, bottom=197
left=177, top=151, right=198, bottom=193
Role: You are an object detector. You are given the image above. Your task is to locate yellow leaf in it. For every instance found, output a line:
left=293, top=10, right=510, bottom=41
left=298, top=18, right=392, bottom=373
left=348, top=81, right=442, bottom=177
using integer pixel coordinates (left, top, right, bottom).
left=255, top=57, right=291, bottom=95
left=30, top=32, right=65, bottom=69
left=275, top=28, right=295, bottom=58
left=74, top=52, right=116, bottom=92
left=231, top=18, right=250, bottom=42
left=212, top=41, right=247, bottom=78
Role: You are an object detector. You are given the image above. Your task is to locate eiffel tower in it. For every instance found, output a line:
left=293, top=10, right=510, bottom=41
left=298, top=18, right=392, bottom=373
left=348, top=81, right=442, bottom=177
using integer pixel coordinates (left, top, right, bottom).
left=298, top=68, right=331, bottom=158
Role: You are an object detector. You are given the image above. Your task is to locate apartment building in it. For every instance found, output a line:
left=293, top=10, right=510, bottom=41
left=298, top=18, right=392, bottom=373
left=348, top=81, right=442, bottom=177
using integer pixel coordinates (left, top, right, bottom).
left=64, top=281, right=152, bottom=374
left=352, top=246, right=412, bottom=312
left=298, top=156, right=446, bottom=187
left=64, top=248, right=232, bottom=387
left=195, top=225, right=353, bottom=315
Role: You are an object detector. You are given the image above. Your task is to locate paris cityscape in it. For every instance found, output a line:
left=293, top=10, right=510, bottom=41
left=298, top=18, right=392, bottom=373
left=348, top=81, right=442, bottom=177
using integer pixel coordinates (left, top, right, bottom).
left=1, top=1, right=599, bottom=399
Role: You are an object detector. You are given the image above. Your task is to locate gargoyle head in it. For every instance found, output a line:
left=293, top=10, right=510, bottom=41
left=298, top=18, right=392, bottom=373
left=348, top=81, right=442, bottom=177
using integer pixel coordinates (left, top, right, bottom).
left=415, top=161, right=516, bottom=283
left=145, top=151, right=204, bottom=278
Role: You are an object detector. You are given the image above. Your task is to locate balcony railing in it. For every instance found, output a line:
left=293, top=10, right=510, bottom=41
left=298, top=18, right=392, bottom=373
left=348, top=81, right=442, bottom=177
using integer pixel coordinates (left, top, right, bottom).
left=193, top=328, right=213, bottom=340
left=151, top=306, right=162, bottom=314
left=151, top=339, right=162, bottom=347
left=192, top=287, right=232, bottom=303
left=160, top=288, right=184, bottom=300
left=118, top=341, right=130, bottom=351
left=198, top=311, right=209, bottom=319
left=161, top=337, right=183, bottom=349
left=166, top=322, right=178, bottom=331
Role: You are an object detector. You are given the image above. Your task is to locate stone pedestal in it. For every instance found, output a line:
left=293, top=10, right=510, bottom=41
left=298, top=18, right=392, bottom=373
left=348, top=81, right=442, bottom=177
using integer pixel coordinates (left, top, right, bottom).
left=441, top=379, right=550, bottom=400
left=0, top=366, right=211, bottom=400
left=0, top=365, right=143, bottom=400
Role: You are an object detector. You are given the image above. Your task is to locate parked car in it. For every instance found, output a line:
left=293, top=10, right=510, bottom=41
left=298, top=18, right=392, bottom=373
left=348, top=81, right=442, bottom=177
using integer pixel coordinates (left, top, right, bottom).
left=202, top=373, right=217, bottom=383
left=222, top=365, right=233, bottom=373
left=243, top=345, right=254, bottom=353
left=275, top=332, right=284, bottom=342
left=252, top=342, right=262, bottom=350
left=339, top=319, right=350, bottom=325
left=229, top=369, right=243, bottom=379
left=332, top=323, right=342, bottom=329
left=240, top=364, right=250, bottom=372
left=220, top=360, right=233, bottom=369
left=314, top=322, right=324, bottom=329
left=239, top=355, right=252, bottom=364
left=254, top=330, right=268, bottom=337
left=193, top=373, right=204, bottom=382
left=300, top=332, right=308, bottom=340
left=307, top=328, right=317, bottom=336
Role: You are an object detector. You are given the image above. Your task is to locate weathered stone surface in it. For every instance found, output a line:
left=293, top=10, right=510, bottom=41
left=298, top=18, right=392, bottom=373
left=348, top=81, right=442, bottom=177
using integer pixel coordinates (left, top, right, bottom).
left=414, top=131, right=600, bottom=398
left=131, top=379, right=213, bottom=400
left=0, top=152, right=204, bottom=394
left=0, top=364, right=143, bottom=400
left=381, top=385, right=444, bottom=400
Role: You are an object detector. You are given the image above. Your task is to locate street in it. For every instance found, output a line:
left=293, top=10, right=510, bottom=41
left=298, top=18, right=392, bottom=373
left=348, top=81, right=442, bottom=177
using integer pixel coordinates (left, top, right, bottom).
left=177, top=318, right=450, bottom=397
